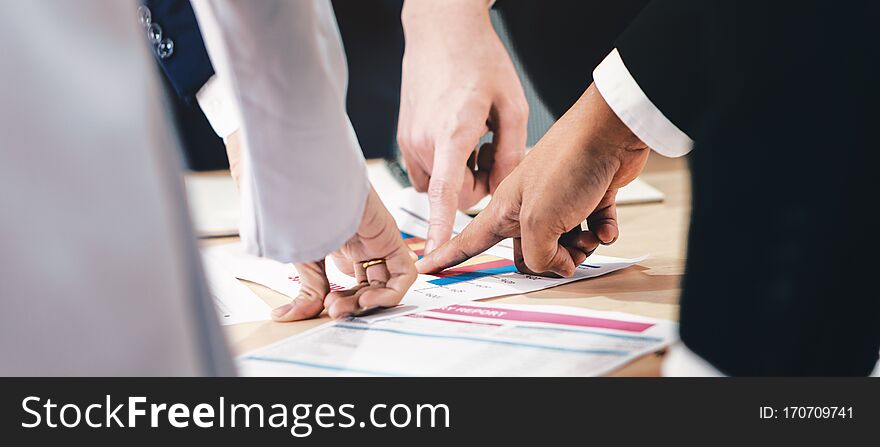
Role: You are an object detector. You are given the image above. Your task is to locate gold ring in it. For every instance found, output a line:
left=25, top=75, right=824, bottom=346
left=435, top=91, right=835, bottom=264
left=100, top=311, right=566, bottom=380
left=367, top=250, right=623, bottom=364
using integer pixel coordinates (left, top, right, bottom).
left=361, top=259, right=387, bottom=269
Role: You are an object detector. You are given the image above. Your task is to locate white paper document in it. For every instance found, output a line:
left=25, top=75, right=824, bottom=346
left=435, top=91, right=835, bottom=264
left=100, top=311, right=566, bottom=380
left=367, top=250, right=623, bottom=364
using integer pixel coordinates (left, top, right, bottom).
left=202, top=241, right=642, bottom=324
left=184, top=174, right=240, bottom=238
left=201, top=188, right=646, bottom=322
left=201, top=254, right=272, bottom=325
left=238, top=301, right=677, bottom=376
left=616, top=177, right=665, bottom=204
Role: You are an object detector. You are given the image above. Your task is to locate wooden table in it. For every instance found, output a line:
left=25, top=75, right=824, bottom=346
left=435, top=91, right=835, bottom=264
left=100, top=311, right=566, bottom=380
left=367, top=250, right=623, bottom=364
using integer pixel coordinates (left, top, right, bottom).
left=217, top=153, right=691, bottom=376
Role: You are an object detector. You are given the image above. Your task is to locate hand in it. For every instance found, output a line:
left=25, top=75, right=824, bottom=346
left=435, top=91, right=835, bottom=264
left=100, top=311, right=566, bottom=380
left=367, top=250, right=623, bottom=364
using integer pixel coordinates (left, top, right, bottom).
left=417, top=84, right=650, bottom=277
left=398, top=0, right=529, bottom=254
left=272, top=187, right=418, bottom=321
left=224, top=130, right=243, bottom=186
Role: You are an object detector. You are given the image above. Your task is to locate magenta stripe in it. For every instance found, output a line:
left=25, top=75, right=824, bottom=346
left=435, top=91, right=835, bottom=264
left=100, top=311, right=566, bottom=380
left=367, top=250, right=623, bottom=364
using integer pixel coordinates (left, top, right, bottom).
left=431, top=305, right=654, bottom=332
left=407, top=314, right=503, bottom=327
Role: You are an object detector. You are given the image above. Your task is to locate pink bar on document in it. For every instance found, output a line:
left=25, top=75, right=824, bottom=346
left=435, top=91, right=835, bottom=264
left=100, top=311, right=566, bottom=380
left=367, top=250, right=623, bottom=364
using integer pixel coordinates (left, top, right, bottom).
left=407, top=314, right=503, bottom=327
left=431, top=305, right=654, bottom=332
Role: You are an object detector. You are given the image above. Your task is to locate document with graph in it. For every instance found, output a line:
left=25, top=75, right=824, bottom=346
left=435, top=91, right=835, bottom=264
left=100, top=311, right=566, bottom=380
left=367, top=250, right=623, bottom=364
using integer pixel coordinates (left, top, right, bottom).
left=238, top=301, right=677, bottom=376
left=201, top=189, right=646, bottom=322
left=203, top=236, right=642, bottom=324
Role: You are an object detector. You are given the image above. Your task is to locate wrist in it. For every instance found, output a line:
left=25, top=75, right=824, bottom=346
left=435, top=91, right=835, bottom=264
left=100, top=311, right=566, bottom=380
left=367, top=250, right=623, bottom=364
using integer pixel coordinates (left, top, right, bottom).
left=556, top=84, right=648, bottom=186
left=401, top=0, right=492, bottom=34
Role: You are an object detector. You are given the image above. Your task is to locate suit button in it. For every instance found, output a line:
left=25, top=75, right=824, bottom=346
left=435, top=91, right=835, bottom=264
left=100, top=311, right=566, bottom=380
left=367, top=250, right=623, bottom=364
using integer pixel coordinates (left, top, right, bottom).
left=157, top=38, right=174, bottom=59
left=137, top=5, right=152, bottom=27
left=147, top=23, right=163, bottom=44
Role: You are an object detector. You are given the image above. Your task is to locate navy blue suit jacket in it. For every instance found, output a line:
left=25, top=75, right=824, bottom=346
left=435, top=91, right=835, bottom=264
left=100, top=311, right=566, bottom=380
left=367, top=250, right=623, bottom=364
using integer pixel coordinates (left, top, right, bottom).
left=144, top=0, right=214, bottom=102
left=144, top=0, right=404, bottom=166
left=142, top=0, right=227, bottom=170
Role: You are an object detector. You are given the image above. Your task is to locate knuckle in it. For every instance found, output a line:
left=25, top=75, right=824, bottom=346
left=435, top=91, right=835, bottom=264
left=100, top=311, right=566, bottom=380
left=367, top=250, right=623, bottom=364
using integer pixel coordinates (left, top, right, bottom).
left=427, top=220, right=453, bottom=235
left=427, top=178, right=458, bottom=204
left=499, top=95, right=529, bottom=123
left=493, top=197, right=520, bottom=222
left=509, top=100, right=529, bottom=122
left=444, top=126, right=476, bottom=147
left=520, top=209, right=544, bottom=232
left=397, top=131, right=430, bottom=154
left=523, top=253, right=551, bottom=273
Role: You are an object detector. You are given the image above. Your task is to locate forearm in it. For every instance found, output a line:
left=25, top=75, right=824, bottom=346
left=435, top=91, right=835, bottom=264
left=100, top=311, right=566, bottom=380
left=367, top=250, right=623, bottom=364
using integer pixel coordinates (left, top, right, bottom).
left=401, top=0, right=493, bottom=37
left=402, top=0, right=493, bottom=20
left=191, top=0, right=369, bottom=263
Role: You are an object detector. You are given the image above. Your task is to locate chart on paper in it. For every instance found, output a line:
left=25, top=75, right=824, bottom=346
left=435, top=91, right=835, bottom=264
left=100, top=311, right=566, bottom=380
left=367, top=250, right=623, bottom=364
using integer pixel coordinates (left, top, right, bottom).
left=200, top=188, right=647, bottom=323
left=203, top=234, right=643, bottom=324
left=239, top=301, right=678, bottom=376
left=401, top=230, right=611, bottom=301
left=389, top=193, right=644, bottom=319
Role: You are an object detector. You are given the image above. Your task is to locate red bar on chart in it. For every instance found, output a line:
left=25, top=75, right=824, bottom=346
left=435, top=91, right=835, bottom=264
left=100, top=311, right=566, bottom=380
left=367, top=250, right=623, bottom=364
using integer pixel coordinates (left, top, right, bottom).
left=431, top=305, right=655, bottom=332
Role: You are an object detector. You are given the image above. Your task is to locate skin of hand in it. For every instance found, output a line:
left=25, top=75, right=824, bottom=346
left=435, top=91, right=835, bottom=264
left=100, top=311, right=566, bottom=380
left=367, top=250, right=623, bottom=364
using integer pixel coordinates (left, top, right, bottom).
left=221, top=137, right=416, bottom=320
left=398, top=0, right=529, bottom=255
left=417, top=83, right=650, bottom=278
left=224, top=129, right=243, bottom=186
left=272, top=187, right=418, bottom=321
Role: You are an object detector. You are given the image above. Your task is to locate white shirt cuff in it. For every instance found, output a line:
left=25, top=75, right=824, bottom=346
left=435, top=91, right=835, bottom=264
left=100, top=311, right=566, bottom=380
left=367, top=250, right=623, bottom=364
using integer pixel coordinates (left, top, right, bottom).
left=593, top=48, right=693, bottom=158
left=195, top=74, right=240, bottom=140
left=662, top=343, right=725, bottom=376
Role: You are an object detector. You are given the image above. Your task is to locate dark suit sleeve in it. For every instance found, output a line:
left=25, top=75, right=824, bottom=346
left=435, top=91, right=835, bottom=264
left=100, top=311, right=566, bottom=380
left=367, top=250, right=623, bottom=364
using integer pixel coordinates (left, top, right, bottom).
left=144, top=0, right=215, bottom=102
left=613, top=0, right=707, bottom=138
left=611, top=0, right=880, bottom=375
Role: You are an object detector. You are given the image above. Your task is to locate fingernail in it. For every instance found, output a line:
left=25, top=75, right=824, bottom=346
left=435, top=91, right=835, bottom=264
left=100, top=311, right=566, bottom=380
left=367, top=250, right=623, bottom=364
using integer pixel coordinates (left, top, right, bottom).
left=424, top=240, right=437, bottom=255
left=600, top=236, right=617, bottom=245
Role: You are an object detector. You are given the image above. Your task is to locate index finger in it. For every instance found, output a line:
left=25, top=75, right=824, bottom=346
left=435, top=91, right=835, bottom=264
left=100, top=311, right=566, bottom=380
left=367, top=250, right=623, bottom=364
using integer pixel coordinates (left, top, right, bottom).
left=417, top=208, right=504, bottom=273
left=425, top=135, right=482, bottom=254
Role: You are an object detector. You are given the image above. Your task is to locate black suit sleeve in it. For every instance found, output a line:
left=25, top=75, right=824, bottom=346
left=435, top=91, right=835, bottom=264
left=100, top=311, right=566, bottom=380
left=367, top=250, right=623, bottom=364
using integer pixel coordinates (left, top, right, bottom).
left=611, top=0, right=879, bottom=375
left=614, top=0, right=708, bottom=138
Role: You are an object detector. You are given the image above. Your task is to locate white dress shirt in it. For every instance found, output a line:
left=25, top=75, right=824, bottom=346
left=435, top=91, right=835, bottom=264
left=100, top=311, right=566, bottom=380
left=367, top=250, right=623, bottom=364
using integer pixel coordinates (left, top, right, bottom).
left=191, top=0, right=370, bottom=263
left=195, top=74, right=238, bottom=140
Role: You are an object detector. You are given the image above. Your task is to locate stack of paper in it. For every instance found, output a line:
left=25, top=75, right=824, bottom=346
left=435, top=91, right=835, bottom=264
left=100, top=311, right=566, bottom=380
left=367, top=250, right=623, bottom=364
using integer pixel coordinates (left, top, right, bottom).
left=238, top=301, right=677, bottom=376
left=184, top=174, right=239, bottom=238
left=201, top=254, right=271, bottom=325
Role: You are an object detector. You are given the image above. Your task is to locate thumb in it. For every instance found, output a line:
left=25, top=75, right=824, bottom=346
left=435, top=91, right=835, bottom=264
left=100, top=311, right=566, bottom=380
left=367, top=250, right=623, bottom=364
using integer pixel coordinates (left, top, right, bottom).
left=520, top=219, right=579, bottom=277
left=273, top=260, right=330, bottom=322
left=587, top=189, right=620, bottom=245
